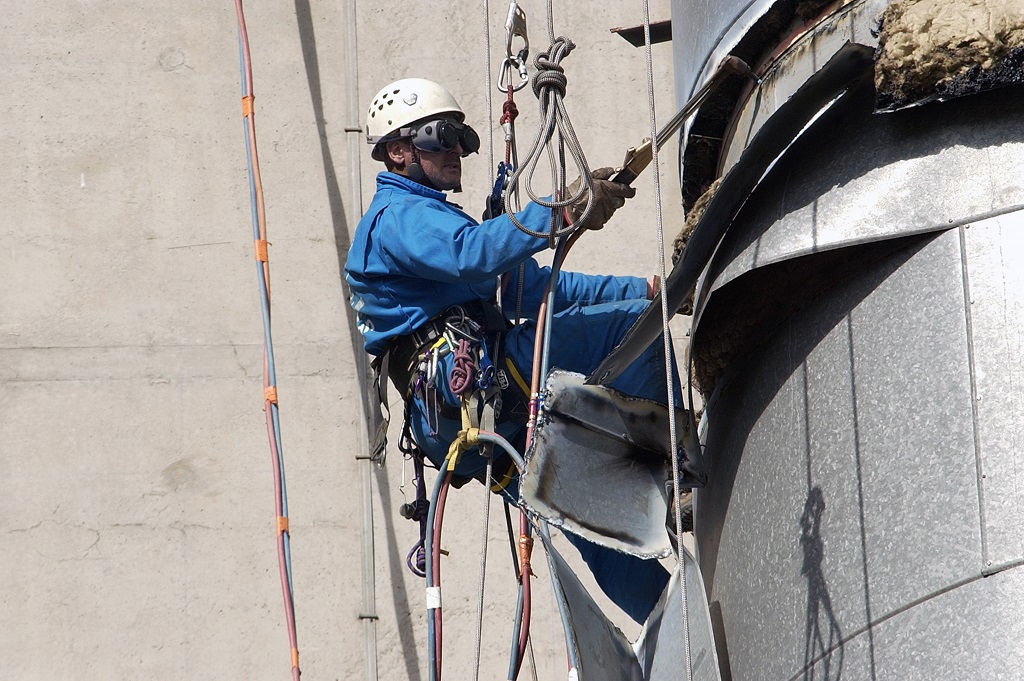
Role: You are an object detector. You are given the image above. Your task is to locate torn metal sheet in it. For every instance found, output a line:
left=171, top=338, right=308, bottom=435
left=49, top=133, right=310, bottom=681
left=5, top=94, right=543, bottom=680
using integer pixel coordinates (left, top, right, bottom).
left=541, top=532, right=644, bottom=681
left=635, top=546, right=721, bottom=681
left=522, top=371, right=700, bottom=558
left=700, top=83, right=1024, bottom=309
left=588, top=43, right=875, bottom=387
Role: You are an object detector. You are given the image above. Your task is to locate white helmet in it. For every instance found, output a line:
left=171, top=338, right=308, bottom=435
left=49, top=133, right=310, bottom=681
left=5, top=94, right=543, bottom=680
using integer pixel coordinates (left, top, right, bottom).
left=366, top=78, right=466, bottom=161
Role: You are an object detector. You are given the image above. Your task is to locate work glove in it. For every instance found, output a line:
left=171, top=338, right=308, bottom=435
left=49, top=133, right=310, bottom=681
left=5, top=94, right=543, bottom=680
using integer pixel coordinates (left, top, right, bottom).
left=565, top=167, right=636, bottom=231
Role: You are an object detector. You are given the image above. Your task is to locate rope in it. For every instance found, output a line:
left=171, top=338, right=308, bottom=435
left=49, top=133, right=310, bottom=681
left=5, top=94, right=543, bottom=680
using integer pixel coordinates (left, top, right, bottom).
left=638, top=1, right=692, bottom=677
left=483, top=0, right=496, bottom=191
left=425, top=396, right=481, bottom=680
left=448, top=339, right=476, bottom=396
left=472, top=426, right=496, bottom=681
left=501, top=92, right=520, bottom=132
left=503, top=34, right=593, bottom=245
left=233, top=2, right=300, bottom=679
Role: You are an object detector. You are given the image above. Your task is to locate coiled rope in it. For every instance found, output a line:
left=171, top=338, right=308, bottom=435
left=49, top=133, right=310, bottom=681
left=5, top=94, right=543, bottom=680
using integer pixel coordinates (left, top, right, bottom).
left=233, top=2, right=301, bottom=679
left=448, top=339, right=476, bottom=396
left=503, top=28, right=594, bottom=245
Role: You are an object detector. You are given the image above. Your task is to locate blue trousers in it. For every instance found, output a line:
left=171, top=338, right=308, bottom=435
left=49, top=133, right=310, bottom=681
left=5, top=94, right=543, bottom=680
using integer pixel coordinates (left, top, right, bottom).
left=409, top=299, right=675, bottom=624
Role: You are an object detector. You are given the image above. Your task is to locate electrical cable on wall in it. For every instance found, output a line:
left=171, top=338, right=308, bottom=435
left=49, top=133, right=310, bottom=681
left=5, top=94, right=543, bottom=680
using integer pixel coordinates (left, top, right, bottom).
left=233, top=2, right=301, bottom=679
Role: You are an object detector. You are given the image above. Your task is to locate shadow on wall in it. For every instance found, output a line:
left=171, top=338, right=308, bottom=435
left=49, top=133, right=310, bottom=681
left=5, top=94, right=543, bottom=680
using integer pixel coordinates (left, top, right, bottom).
left=696, top=234, right=939, bottom=679
left=292, top=3, right=423, bottom=680
left=800, top=486, right=843, bottom=681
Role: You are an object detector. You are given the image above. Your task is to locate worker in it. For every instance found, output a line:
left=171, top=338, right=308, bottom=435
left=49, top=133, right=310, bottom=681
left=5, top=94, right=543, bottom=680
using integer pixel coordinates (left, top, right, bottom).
left=346, top=78, right=675, bottom=624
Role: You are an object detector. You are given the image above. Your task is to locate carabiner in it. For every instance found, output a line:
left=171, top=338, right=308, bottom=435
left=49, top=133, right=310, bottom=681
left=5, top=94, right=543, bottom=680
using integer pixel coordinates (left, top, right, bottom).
left=477, top=364, right=496, bottom=390
left=497, top=1, right=529, bottom=93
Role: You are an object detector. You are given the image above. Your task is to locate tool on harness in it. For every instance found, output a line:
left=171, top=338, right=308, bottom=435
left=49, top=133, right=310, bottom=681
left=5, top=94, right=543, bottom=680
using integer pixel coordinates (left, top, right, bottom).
left=483, top=161, right=513, bottom=221
left=384, top=301, right=525, bottom=422
left=400, top=450, right=430, bottom=578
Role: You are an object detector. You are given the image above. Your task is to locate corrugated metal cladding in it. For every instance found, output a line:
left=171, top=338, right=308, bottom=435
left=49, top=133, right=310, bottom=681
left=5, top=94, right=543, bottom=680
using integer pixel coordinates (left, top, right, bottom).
left=680, top=1, right=1024, bottom=678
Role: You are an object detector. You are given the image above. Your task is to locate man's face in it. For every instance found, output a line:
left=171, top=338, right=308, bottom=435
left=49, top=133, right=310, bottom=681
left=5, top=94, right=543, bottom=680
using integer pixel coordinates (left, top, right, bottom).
left=385, top=115, right=466, bottom=191
left=411, top=143, right=463, bottom=191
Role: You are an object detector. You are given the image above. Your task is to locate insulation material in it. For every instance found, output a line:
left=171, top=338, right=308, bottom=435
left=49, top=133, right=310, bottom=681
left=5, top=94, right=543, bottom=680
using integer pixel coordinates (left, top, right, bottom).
left=876, top=0, right=1024, bottom=110
left=671, top=178, right=722, bottom=316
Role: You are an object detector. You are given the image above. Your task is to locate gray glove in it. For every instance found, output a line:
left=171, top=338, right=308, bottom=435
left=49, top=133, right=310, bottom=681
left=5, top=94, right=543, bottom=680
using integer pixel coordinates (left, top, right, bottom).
left=565, top=167, right=636, bottom=230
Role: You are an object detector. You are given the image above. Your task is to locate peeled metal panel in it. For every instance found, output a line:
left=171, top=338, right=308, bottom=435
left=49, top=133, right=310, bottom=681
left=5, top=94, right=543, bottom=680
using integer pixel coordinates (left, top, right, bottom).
left=695, top=231, right=984, bottom=679
left=542, top=536, right=643, bottom=681
left=589, top=44, right=874, bottom=387
left=719, top=0, right=886, bottom=173
left=706, top=84, right=1024, bottom=299
left=522, top=371, right=682, bottom=559
left=961, top=210, right=1024, bottom=573
left=635, top=550, right=721, bottom=681
left=669, top=0, right=770, bottom=101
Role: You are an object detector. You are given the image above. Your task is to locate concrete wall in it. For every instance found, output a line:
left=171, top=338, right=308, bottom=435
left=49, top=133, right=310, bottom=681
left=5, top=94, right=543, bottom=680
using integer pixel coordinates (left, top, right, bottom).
left=1, top=1, right=683, bottom=679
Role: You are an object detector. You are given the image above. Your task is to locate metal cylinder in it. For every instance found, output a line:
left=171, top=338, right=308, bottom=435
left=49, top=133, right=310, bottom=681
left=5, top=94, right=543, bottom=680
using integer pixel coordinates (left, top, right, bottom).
left=682, top=1, right=1024, bottom=678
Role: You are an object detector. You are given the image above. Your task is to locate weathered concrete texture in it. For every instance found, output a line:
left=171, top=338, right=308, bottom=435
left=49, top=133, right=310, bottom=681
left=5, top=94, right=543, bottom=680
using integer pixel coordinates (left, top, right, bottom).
left=2, top=1, right=682, bottom=680
left=876, top=0, right=1024, bottom=109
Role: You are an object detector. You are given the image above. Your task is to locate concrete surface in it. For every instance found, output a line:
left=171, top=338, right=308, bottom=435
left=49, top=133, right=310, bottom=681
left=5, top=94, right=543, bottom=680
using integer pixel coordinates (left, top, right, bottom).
left=1, top=1, right=686, bottom=679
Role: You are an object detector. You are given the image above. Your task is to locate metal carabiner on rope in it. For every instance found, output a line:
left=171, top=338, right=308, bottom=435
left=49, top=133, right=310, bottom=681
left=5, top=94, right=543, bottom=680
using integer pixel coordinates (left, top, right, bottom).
left=497, top=1, right=530, bottom=93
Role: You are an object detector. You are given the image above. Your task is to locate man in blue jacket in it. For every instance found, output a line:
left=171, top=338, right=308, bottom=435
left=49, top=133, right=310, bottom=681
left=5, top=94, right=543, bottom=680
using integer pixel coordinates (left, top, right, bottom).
left=346, top=78, right=673, bottom=624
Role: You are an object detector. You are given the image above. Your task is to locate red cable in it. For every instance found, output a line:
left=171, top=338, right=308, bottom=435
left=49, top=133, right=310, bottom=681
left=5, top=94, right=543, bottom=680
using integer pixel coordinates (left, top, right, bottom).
left=433, top=471, right=455, bottom=679
left=235, top=2, right=300, bottom=678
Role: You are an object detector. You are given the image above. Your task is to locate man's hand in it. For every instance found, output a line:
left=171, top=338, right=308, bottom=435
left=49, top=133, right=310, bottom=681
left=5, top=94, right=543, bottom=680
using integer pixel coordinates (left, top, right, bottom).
left=565, top=167, right=636, bottom=230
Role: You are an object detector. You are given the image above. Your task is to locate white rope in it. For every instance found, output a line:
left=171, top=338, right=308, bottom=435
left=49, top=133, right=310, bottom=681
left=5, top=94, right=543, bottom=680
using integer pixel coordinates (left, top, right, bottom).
left=483, top=0, right=496, bottom=190
left=471, top=8, right=495, bottom=680
left=472, top=453, right=494, bottom=681
left=639, top=1, right=693, bottom=678
left=503, top=0, right=593, bottom=244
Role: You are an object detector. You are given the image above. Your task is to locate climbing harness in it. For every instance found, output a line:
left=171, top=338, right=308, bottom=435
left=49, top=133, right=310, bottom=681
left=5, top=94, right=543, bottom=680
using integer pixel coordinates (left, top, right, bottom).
left=233, top=2, right=301, bottom=679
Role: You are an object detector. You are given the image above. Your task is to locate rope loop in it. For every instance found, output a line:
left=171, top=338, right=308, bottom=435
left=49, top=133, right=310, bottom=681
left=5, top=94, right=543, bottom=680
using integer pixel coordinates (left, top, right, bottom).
left=531, top=37, right=573, bottom=100
left=503, top=33, right=592, bottom=244
left=407, top=539, right=427, bottom=578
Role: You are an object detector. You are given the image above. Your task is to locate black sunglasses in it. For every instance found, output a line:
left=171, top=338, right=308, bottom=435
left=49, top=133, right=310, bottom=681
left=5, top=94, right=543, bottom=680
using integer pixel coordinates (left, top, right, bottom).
left=407, top=119, right=481, bottom=156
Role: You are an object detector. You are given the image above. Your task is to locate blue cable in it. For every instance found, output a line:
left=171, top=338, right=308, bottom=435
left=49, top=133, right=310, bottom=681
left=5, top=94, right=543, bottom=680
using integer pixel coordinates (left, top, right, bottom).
left=238, top=30, right=296, bottom=598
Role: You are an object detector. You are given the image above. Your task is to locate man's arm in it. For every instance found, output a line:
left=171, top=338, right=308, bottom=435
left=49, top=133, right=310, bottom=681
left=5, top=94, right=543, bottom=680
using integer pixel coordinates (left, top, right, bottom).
left=378, top=198, right=552, bottom=283
left=502, top=258, right=648, bottom=319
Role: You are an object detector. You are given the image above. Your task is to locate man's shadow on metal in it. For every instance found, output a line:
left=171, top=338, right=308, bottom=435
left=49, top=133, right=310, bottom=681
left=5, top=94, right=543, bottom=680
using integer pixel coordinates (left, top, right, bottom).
left=801, top=486, right=843, bottom=680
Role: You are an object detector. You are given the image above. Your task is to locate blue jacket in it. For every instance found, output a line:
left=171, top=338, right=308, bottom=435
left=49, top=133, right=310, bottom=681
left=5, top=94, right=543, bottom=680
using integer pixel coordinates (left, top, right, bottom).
left=345, top=172, right=647, bottom=355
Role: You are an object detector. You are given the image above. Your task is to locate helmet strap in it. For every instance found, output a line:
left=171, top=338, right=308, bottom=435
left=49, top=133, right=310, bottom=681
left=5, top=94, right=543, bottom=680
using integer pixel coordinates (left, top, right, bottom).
left=407, top=146, right=426, bottom=183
